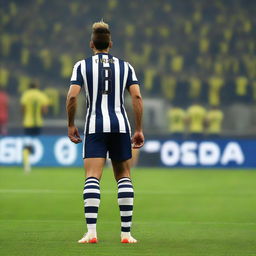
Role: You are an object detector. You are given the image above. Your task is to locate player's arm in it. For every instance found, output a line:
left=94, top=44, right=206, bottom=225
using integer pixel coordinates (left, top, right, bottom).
left=42, top=106, right=48, bottom=115
left=66, top=84, right=82, bottom=144
left=41, top=94, right=49, bottom=115
left=42, top=102, right=48, bottom=115
left=128, top=84, right=144, bottom=148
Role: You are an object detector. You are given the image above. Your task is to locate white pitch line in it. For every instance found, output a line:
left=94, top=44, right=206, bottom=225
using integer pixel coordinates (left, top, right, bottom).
left=0, top=219, right=255, bottom=226
left=0, top=189, right=78, bottom=194
left=0, top=189, right=255, bottom=196
left=0, top=189, right=185, bottom=194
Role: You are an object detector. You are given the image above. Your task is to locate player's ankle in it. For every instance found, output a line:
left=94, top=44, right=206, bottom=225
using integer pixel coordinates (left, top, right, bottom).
left=121, top=231, right=131, bottom=238
left=88, top=230, right=97, bottom=237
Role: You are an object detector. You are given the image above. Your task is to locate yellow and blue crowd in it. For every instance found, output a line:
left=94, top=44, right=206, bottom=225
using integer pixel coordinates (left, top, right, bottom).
left=1, top=0, right=255, bottom=135
left=167, top=104, right=224, bottom=139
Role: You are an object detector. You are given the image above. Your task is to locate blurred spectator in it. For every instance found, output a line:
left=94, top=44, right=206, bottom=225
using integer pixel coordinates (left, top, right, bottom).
left=20, top=82, right=49, bottom=135
left=1, top=0, right=256, bottom=136
left=1, top=0, right=255, bottom=108
left=208, top=75, right=224, bottom=106
left=0, top=88, right=9, bottom=135
left=235, top=76, right=248, bottom=99
left=187, top=102, right=207, bottom=140
left=167, top=106, right=186, bottom=139
left=188, top=77, right=202, bottom=100
left=206, top=106, right=224, bottom=139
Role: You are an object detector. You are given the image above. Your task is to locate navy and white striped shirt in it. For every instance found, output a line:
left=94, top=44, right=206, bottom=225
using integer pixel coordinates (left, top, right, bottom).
left=70, top=53, right=139, bottom=134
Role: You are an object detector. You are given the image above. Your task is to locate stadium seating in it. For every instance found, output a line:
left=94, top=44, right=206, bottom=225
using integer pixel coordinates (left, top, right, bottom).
left=1, top=0, right=255, bottom=134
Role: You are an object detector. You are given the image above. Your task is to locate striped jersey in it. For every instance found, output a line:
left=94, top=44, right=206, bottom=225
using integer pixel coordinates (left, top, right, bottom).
left=70, top=53, right=139, bottom=134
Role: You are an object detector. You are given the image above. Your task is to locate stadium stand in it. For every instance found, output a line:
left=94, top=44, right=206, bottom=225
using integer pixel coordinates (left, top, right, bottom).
left=1, top=0, right=256, bottom=135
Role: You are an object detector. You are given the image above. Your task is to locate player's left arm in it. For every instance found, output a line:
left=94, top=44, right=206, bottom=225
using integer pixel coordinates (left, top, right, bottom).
left=41, top=93, right=50, bottom=115
left=126, top=63, right=144, bottom=149
left=66, top=84, right=82, bottom=144
left=128, top=84, right=144, bottom=149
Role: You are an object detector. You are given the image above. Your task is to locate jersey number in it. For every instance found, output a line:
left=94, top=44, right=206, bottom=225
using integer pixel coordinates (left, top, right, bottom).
left=102, top=67, right=112, bottom=94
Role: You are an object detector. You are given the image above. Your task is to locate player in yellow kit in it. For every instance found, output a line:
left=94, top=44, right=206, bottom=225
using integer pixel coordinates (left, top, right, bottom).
left=187, top=103, right=207, bottom=140
left=20, top=82, right=49, bottom=172
left=21, top=82, right=49, bottom=135
left=206, top=106, right=224, bottom=139
left=167, top=106, right=186, bottom=139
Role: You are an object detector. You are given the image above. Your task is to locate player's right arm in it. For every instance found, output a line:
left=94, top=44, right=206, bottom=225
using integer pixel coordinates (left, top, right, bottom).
left=67, top=61, right=84, bottom=144
left=41, top=92, right=50, bottom=115
left=66, top=84, right=82, bottom=144
left=128, top=84, right=144, bottom=149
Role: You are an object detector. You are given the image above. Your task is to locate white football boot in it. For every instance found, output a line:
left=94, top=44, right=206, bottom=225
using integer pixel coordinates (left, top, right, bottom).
left=78, top=233, right=98, bottom=243
left=121, top=232, right=137, bottom=243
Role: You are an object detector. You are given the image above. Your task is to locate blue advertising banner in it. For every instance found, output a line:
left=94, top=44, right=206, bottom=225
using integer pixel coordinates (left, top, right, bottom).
left=140, top=139, right=256, bottom=168
left=0, top=136, right=255, bottom=168
left=0, top=136, right=83, bottom=167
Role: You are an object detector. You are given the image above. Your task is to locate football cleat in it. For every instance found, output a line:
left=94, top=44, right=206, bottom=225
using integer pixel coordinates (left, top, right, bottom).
left=121, top=234, right=137, bottom=243
left=78, top=233, right=98, bottom=244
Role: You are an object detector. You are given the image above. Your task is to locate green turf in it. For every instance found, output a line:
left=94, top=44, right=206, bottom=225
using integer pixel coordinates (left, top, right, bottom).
left=0, top=167, right=256, bottom=256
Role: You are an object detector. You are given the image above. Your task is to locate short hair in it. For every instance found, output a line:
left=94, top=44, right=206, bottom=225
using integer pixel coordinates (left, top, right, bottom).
left=29, top=82, right=39, bottom=89
left=91, top=21, right=111, bottom=50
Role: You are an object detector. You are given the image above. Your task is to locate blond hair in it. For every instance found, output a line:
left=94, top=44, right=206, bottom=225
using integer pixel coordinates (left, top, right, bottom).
left=92, top=20, right=109, bottom=31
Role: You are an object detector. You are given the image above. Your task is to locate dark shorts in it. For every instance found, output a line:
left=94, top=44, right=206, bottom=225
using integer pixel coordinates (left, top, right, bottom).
left=83, top=133, right=132, bottom=162
left=24, top=127, right=42, bottom=136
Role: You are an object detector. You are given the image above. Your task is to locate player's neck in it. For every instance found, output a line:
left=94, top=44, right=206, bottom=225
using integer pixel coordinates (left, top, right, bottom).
left=93, top=49, right=109, bottom=55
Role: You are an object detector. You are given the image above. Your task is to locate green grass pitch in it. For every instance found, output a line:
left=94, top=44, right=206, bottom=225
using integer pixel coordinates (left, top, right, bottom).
left=0, top=167, right=256, bottom=256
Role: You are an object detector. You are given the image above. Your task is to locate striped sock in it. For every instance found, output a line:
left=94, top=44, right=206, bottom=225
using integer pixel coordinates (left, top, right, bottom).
left=83, top=177, right=100, bottom=236
left=117, top=177, right=134, bottom=234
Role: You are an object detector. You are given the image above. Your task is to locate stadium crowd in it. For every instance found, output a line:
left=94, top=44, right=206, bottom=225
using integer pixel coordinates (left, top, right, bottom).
left=1, top=0, right=256, bottom=134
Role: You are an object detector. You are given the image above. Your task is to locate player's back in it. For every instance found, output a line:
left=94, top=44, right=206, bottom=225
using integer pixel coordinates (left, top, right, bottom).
left=70, top=53, right=139, bottom=135
left=187, top=104, right=206, bottom=133
left=168, top=107, right=186, bottom=132
left=21, top=89, right=49, bottom=127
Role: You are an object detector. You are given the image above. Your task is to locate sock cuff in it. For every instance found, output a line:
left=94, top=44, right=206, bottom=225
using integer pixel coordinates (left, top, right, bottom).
left=85, top=177, right=100, bottom=185
left=117, top=177, right=132, bottom=185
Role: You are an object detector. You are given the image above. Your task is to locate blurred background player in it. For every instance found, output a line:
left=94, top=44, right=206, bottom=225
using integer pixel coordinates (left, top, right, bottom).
left=206, top=106, right=224, bottom=139
left=186, top=102, right=207, bottom=140
left=66, top=21, right=144, bottom=244
left=21, top=82, right=49, bottom=136
left=0, top=88, right=9, bottom=135
left=167, top=105, right=186, bottom=139
left=20, top=82, right=49, bottom=172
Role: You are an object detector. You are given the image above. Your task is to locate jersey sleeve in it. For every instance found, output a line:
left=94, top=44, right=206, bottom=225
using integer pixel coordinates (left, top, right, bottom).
left=70, top=61, right=84, bottom=87
left=126, top=63, right=139, bottom=88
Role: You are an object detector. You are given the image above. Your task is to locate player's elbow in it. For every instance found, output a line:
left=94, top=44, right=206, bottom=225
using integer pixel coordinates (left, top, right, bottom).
left=67, top=94, right=77, bottom=102
left=132, top=94, right=142, bottom=102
